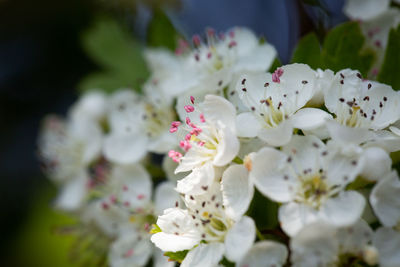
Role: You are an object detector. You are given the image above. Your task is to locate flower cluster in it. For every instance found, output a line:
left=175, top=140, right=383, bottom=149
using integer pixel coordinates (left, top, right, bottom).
left=39, top=26, right=400, bottom=267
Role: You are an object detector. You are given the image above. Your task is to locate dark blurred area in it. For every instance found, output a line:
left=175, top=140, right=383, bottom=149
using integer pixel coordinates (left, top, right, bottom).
left=0, top=0, right=345, bottom=265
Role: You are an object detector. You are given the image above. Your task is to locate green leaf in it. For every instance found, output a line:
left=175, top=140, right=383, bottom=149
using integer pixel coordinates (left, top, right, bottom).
left=147, top=8, right=179, bottom=50
left=246, top=189, right=279, bottom=230
left=164, top=250, right=189, bottom=263
left=79, top=17, right=149, bottom=93
left=149, top=224, right=162, bottom=234
left=291, top=32, right=322, bottom=69
left=378, top=24, right=400, bottom=90
left=321, top=22, right=374, bottom=76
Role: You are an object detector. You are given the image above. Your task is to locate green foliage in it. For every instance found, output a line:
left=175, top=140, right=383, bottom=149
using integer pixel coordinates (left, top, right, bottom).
left=291, top=22, right=375, bottom=77
left=79, top=17, right=149, bottom=93
left=219, top=257, right=235, bottom=267
left=147, top=8, right=180, bottom=50
left=164, top=250, right=189, bottom=263
left=246, top=189, right=279, bottom=230
left=291, top=33, right=322, bottom=69
left=378, top=24, right=400, bottom=90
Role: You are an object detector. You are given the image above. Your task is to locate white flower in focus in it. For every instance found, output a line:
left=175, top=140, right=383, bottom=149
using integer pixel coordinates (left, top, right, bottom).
left=370, top=170, right=400, bottom=228
left=250, top=135, right=366, bottom=236
left=236, top=241, right=288, bottom=267
left=39, top=115, right=102, bottom=211
left=324, top=69, right=400, bottom=147
left=170, top=95, right=239, bottom=195
left=235, top=64, right=331, bottom=146
left=103, top=89, right=177, bottom=164
left=151, top=181, right=256, bottom=266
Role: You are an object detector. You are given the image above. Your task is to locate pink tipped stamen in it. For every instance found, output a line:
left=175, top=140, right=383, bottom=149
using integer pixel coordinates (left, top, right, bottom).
left=169, top=126, right=178, bottom=133
left=168, top=150, right=183, bottom=163
left=110, top=195, right=117, bottom=204
left=123, top=185, right=128, bottom=191
left=137, top=194, right=145, bottom=200
left=185, top=134, right=191, bottom=141
left=190, top=128, right=202, bottom=136
left=179, top=140, right=192, bottom=151
left=228, top=30, right=235, bottom=38
left=228, top=40, right=237, bottom=48
left=198, top=141, right=205, bottom=146
left=124, top=201, right=130, bottom=207
left=184, top=105, right=195, bottom=113
left=124, top=249, right=134, bottom=258
left=171, top=121, right=181, bottom=127
left=199, top=113, right=206, bottom=123
left=190, top=96, right=195, bottom=104
left=144, top=223, right=150, bottom=231
left=207, top=28, right=215, bottom=37
left=102, top=202, right=109, bottom=210
left=207, top=52, right=212, bottom=59
left=192, top=34, right=201, bottom=46
left=272, top=67, right=284, bottom=83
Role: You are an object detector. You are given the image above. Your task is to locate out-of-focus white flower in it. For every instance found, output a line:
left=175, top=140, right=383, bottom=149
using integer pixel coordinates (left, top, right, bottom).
left=103, top=89, right=177, bottom=164
left=370, top=170, right=400, bottom=227
left=344, top=0, right=391, bottom=21
left=83, top=163, right=179, bottom=267
left=235, top=64, right=331, bottom=146
left=170, top=95, right=239, bottom=195
left=291, top=220, right=376, bottom=267
left=373, top=227, right=400, bottom=267
left=236, top=241, right=288, bottom=267
left=69, top=91, right=108, bottom=123
left=151, top=181, right=255, bottom=266
left=39, top=115, right=103, bottom=211
left=250, top=135, right=365, bottom=236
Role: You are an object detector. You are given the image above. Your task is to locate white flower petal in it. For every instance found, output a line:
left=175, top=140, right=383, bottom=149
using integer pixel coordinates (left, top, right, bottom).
left=319, top=191, right=365, bottom=227
left=213, top=126, right=240, bottom=166
left=176, top=163, right=215, bottom=195
left=344, top=0, right=390, bottom=20
left=370, top=171, right=400, bottom=227
left=202, top=95, right=237, bottom=132
left=54, top=172, right=87, bottom=211
left=325, top=120, right=373, bottom=145
left=336, top=219, right=373, bottom=255
left=290, top=222, right=338, bottom=267
left=291, top=108, right=332, bottom=131
left=152, top=208, right=201, bottom=252
left=360, top=146, right=392, bottom=181
left=224, top=216, right=256, bottom=262
left=279, top=202, right=320, bottom=237
left=251, top=147, right=295, bottom=203
left=236, top=241, right=288, bottom=267
left=234, top=43, right=277, bottom=73
left=374, top=227, right=400, bottom=267
left=153, top=247, right=175, bottom=267
left=181, top=243, right=225, bottom=267
left=103, top=133, right=148, bottom=164
left=236, top=112, right=261, bottom=138
left=154, top=182, right=181, bottom=215
left=222, top=165, right=254, bottom=220
left=257, top=119, right=293, bottom=146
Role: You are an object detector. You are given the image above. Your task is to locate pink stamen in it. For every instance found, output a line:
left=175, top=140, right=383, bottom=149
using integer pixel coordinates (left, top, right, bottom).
left=171, top=121, right=181, bottom=127
left=190, top=128, right=202, bottom=136
left=124, top=201, right=130, bottom=207
left=169, top=126, right=178, bottom=133
left=207, top=28, right=215, bottom=37
left=228, top=40, right=237, bottom=48
left=190, top=96, right=195, bottom=104
left=198, top=141, right=205, bottom=146
left=179, top=140, right=192, bottom=151
left=192, top=34, right=201, bottom=46
left=229, top=30, right=235, bottom=38
left=199, top=113, right=205, bottom=123
left=110, top=195, right=117, bottom=204
left=194, top=53, right=200, bottom=61
left=144, top=223, right=150, bottom=231
left=272, top=67, right=284, bottom=83
left=124, top=249, right=134, bottom=258
left=186, top=117, right=191, bottom=125
left=374, top=40, right=382, bottom=48
left=123, top=185, right=128, bottom=191
left=184, top=105, right=195, bottom=113
left=137, top=194, right=145, bottom=200
left=207, top=52, right=212, bottom=59
left=102, top=202, right=109, bottom=210
left=168, top=150, right=183, bottom=163
left=185, top=134, right=191, bottom=141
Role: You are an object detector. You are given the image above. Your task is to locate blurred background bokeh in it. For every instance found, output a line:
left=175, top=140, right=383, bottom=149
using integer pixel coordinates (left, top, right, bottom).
left=0, top=0, right=345, bottom=265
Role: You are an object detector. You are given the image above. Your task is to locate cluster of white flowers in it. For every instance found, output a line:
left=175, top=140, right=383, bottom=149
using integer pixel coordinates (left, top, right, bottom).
left=39, top=26, right=400, bottom=267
